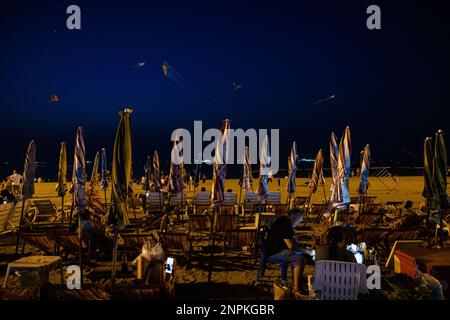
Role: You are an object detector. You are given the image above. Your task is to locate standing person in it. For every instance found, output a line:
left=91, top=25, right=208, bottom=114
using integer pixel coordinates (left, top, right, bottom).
left=9, top=170, right=22, bottom=195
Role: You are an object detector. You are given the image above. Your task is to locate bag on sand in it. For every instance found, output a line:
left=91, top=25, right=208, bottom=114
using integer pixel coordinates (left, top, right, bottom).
left=141, top=241, right=166, bottom=262
left=273, top=281, right=291, bottom=300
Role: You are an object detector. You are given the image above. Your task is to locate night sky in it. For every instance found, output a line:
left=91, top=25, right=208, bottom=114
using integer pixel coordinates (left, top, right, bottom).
left=1, top=0, right=449, bottom=178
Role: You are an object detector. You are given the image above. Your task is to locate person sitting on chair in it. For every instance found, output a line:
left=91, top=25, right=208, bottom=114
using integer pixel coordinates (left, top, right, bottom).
left=266, top=209, right=307, bottom=295
left=400, top=200, right=422, bottom=228
left=315, top=226, right=356, bottom=263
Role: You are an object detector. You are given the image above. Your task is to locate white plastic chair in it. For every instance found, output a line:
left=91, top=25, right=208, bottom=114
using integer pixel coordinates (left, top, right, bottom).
left=313, top=260, right=367, bottom=300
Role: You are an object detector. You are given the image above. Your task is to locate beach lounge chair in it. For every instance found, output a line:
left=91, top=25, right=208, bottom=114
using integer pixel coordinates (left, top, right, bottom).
left=270, top=204, right=289, bottom=215
left=223, top=229, right=257, bottom=265
left=49, top=284, right=110, bottom=300
left=242, top=191, right=262, bottom=214
left=146, top=192, right=165, bottom=215
left=193, top=191, right=211, bottom=214
left=308, top=203, right=329, bottom=220
left=266, top=192, right=281, bottom=206
left=313, top=260, right=367, bottom=300
left=120, top=233, right=157, bottom=255
left=19, top=232, right=59, bottom=255
left=53, top=232, right=88, bottom=259
left=30, top=200, right=60, bottom=224
left=293, top=196, right=309, bottom=209
left=214, top=213, right=238, bottom=235
left=157, top=231, right=192, bottom=265
left=0, top=287, right=40, bottom=300
left=188, top=213, right=212, bottom=239
left=223, top=192, right=237, bottom=206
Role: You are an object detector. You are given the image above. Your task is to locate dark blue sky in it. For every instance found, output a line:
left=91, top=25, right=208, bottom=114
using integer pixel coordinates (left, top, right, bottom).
left=1, top=0, right=449, bottom=177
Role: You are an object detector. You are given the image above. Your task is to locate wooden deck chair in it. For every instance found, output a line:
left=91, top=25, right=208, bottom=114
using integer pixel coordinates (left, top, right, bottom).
left=146, top=192, right=165, bottom=215
left=0, top=202, right=16, bottom=234
left=266, top=192, right=281, bottom=206
left=242, top=191, right=262, bottom=214
left=387, top=227, right=420, bottom=243
left=194, top=191, right=211, bottom=213
left=215, top=214, right=238, bottom=234
left=270, top=204, right=289, bottom=215
left=19, top=232, right=59, bottom=255
left=157, top=231, right=192, bottom=265
left=30, top=200, right=59, bottom=223
left=53, top=232, right=88, bottom=258
left=308, top=204, right=329, bottom=220
left=120, top=233, right=157, bottom=255
left=313, top=260, right=366, bottom=300
left=188, top=213, right=212, bottom=239
left=356, top=227, right=390, bottom=245
left=223, top=229, right=257, bottom=264
left=168, top=193, right=187, bottom=207
left=223, top=192, right=237, bottom=206
left=0, top=287, right=40, bottom=300
left=220, top=204, right=237, bottom=215
left=293, top=196, right=309, bottom=208
left=109, top=283, right=166, bottom=300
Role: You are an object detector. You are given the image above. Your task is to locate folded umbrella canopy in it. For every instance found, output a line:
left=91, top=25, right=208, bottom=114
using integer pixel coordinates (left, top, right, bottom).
left=309, top=149, right=325, bottom=195
left=56, top=142, right=67, bottom=198
left=211, top=119, right=231, bottom=204
left=330, top=132, right=340, bottom=203
left=358, top=144, right=371, bottom=197
left=422, top=137, right=435, bottom=207
left=90, top=151, right=100, bottom=191
left=433, top=130, right=449, bottom=210
left=152, top=150, right=162, bottom=191
left=100, top=148, right=108, bottom=190
left=168, top=130, right=184, bottom=195
left=257, top=134, right=271, bottom=201
left=287, top=141, right=298, bottom=196
left=334, top=126, right=352, bottom=208
left=15, top=140, right=37, bottom=254
left=240, top=146, right=253, bottom=192
left=107, top=109, right=133, bottom=228
left=71, top=127, right=87, bottom=213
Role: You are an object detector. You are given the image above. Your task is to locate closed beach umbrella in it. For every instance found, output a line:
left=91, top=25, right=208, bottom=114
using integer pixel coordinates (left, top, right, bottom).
left=152, top=150, right=162, bottom=190
left=335, top=126, right=351, bottom=208
left=90, top=151, right=100, bottom=191
left=257, top=134, right=271, bottom=201
left=168, top=130, right=184, bottom=195
left=22, top=140, right=37, bottom=199
left=240, top=146, right=253, bottom=192
left=143, top=155, right=151, bottom=191
left=211, top=119, right=231, bottom=203
left=100, top=148, right=108, bottom=190
left=15, top=140, right=37, bottom=254
left=107, top=109, right=133, bottom=228
left=56, top=142, right=67, bottom=197
left=309, top=149, right=325, bottom=195
left=287, top=142, right=298, bottom=196
left=330, top=132, right=340, bottom=203
left=71, top=127, right=87, bottom=213
left=358, top=144, right=371, bottom=197
left=422, top=137, right=435, bottom=206
left=433, top=130, right=449, bottom=210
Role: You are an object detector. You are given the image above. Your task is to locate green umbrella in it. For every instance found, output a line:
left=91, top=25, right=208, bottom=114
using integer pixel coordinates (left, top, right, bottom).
left=433, top=130, right=449, bottom=210
left=422, top=137, right=435, bottom=206
left=107, top=109, right=133, bottom=228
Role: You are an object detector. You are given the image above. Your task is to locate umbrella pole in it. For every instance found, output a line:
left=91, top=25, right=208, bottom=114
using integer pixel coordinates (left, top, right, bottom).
left=78, top=211, right=83, bottom=286
left=208, top=209, right=218, bottom=283
left=68, top=196, right=75, bottom=232
left=61, top=196, right=64, bottom=229
left=14, top=198, right=26, bottom=256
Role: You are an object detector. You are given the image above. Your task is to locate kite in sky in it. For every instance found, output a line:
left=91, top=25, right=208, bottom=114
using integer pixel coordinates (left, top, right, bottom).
left=313, top=94, right=335, bottom=105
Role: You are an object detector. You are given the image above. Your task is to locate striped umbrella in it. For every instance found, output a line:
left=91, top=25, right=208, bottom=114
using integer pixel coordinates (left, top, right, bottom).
left=257, top=134, right=271, bottom=201
left=15, top=140, right=37, bottom=254
left=71, top=127, right=87, bottom=213
left=423, top=137, right=435, bottom=206
left=211, top=119, right=231, bottom=203
left=100, top=148, right=108, bottom=190
left=330, top=132, right=340, bottom=203
left=143, top=155, right=151, bottom=191
left=56, top=142, right=67, bottom=198
left=90, top=151, right=100, bottom=191
left=240, top=146, right=253, bottom=192
left=334, top=126, right=351, bottom=208
left=358, top=144, right=371, bottom=197
left=433, top=130, right=449, bottom=210
left=309, top=149, right=325, bottom=194
left=168, top=130, right=184, bottom=195
left=287, top=142, right=298, bottom=196
left=22, top=140, right=37, bottom=199
left=152, top=150, right=162, bottom=191
left=107, top=109, right=133, bottom=228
